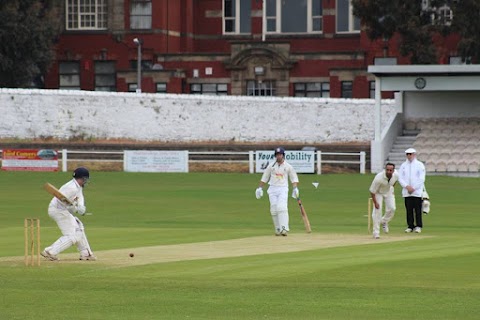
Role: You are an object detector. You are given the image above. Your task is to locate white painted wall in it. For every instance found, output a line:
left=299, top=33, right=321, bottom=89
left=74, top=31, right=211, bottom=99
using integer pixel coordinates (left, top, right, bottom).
left=404, top=92, right=480, bottom=119
left=0, top=89, right=397, bottom=143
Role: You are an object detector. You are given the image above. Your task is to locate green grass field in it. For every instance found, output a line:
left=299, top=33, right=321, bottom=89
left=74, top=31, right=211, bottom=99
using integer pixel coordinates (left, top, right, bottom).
left=0, top=171, right=479, bottom=319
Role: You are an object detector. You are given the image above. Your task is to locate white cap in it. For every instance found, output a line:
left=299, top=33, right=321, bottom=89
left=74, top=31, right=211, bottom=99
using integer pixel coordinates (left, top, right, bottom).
left=405, top=148, right=416, bottom=154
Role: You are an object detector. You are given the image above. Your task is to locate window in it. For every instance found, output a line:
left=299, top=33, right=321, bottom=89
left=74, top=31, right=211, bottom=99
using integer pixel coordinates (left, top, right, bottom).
left=311, top=0, right=323, bottom=32
left=190, top=83, right=228, bottom=95
left=341, top=81, right=353, bottom=98
left=156, top=83, right=167, bottom=93
left=66, top=0, right=107, bottom=30
left=266, top=0, right=322, bottom=33
left=422, top=1, right=453, bottom=26
left=374, top=57, right=397, bottom=65
left=294, top=82, right=330, bottom=98
left=449, top=56, right=470, bottom=65
left=128, top=83, right=138, bottom=92
left=369, top=81, right=375, bottom=99
left=130, top=60, right=153, bottom=71
left=29, top=75, right=45, bottom=89
left=281, top=0, right=307, bottom=33
left=94, top=61, right=116, bottom=91
left=336, top=0, right=360, bottom=33
left=246, top=80, right=276, bottom=96
left=435, top=4, right=453, bottom=26
left=59, top=62, right=81, bottom=90
left=130, top=0, right=152, bottom=30
left=266, top=0, right=277, bottom=32
left=223, top=0, right=251, bottom=34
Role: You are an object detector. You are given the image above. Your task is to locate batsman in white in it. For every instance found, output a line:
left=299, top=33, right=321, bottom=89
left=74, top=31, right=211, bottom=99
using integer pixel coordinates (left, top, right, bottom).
left=41, top=167, right=97, bottom=261
left=255, top=147, right=299, bottom=236
left=369, top=162, right=398, bottom=239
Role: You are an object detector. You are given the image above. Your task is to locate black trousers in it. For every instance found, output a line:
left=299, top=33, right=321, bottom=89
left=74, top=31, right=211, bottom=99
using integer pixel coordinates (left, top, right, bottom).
left=404, top=196, right=423, bottom=229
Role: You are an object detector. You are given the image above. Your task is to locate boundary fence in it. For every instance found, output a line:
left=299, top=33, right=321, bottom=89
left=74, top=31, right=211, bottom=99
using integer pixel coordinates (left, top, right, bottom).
left=0, top=149, right=366, bottom=174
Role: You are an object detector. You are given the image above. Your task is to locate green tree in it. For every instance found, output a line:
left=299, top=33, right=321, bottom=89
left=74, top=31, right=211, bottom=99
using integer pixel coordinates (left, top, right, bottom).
left=395, top=1, right=437, bottom=64
left=353, top=0, right=480, bottom=64
left=352, top=0, right=438, bottom=64
left=0, top=0, right=61, bottom=88
left=449, top=0, right=480, bottom=62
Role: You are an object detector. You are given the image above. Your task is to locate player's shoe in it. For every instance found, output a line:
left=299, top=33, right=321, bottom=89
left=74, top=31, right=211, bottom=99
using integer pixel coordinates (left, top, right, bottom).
left=79, top=254, right=97, bottom=261
left=404, top=228, right=413, bottom=233
left=41, top=250, right=58, bottom=261
left=414, top=227, right=422, bottom=233
left=382, top=222, right=389, bottom=234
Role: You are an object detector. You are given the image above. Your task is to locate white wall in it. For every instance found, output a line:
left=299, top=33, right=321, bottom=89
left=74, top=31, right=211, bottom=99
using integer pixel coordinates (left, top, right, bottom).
left=404, top=91, right=480, bottom=119
left=0, top=89, right=397, bottom=143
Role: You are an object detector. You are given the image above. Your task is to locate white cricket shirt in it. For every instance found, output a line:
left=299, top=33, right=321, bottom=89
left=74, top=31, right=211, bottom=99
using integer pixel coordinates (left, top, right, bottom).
left=369, top=169, right=398, bottom=196
left=261, top=160, right=299, bottom=187
left=50, top=178, right=86, bottom=214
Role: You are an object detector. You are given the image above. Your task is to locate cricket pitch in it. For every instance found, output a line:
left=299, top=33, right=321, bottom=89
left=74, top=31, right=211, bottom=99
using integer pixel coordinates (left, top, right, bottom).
left=1, top=233, right=428, bottom=268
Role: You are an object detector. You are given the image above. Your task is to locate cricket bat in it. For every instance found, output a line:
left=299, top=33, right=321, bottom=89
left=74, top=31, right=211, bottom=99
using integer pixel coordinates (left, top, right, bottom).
left=44, top=183, right=73, bottom=205
left=296, top=198, right=312, bottom=233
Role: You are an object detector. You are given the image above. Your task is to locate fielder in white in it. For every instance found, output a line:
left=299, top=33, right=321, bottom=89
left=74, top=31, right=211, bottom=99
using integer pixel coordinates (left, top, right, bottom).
left=255, top=147, right=299, bottom=236
left=369, top=163, right=398, bottom=239
left=41, top=167, right=96, bottom=261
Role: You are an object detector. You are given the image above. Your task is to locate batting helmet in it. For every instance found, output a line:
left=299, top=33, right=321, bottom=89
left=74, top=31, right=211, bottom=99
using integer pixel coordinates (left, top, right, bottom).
left=73, top=167, right=90, bottom=179
left=274, top=147, right=285, bottom=155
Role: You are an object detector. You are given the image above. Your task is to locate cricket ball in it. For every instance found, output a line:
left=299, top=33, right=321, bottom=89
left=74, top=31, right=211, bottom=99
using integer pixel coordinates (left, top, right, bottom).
left=129, top=253, right=134, bottom=258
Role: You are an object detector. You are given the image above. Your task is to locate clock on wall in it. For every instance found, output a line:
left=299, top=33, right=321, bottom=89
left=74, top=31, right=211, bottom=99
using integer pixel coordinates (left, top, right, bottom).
left=414, top=77, right=426, bottom=90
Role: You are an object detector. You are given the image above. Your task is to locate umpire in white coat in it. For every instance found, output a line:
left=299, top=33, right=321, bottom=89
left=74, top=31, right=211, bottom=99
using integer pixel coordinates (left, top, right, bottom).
left=255, top=147, right=299, bottom=236
left=398, top=148, right=426, bottom=233
left=369, top=163, right=398, bottom=239
left=41, top=167, right=96, bottom=261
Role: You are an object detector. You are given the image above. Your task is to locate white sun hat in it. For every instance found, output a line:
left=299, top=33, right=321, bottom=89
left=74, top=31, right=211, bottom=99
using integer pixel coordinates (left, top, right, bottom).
left=405, top=148, right=416, bottom=154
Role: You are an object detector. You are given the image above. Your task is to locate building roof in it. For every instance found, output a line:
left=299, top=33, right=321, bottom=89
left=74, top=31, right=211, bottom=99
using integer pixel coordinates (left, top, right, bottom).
left=368, top=64, right=480, bottom=76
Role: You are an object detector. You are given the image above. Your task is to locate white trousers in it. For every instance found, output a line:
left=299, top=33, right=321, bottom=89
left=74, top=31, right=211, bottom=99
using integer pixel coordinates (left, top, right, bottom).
left=45, top=205, right=93, bottom=256
left=372, top=192, right=396, bottom=235
left=267, top=186, right=289, bottom=233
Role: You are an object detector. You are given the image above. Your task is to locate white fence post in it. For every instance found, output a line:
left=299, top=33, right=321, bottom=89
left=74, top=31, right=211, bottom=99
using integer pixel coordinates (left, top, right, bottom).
left=62, top=149, right=67, bottom=172
left=249, top=151, right=254, bottom=174
left=316, top=150, right=322, bottom=175
left=360, top=151, right=366, bottom=174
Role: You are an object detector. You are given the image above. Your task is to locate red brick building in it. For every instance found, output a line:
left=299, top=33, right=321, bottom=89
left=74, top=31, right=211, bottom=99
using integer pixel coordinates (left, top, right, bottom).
left=45, top=0, right=460, bottom=98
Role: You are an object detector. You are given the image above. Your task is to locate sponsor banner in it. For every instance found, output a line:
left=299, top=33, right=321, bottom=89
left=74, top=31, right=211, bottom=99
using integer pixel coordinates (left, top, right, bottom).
left=255, top=150, right=315, bottom=173
left=124, top=150, right=189, bottom=173
left=1, top=149, right=59, bottom=171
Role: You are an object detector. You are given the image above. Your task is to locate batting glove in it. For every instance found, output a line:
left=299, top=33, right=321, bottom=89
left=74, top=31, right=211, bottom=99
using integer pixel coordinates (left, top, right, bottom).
left=255, top=187, right=264, bottom=199
left=291, top=187, right=300, bottom=199
left=67, top=205, right=78, bottom=214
